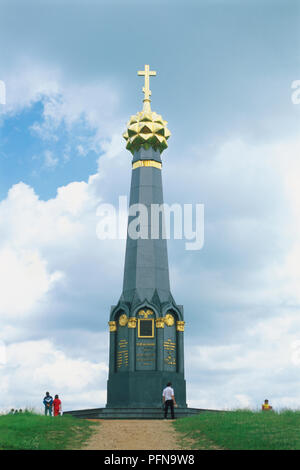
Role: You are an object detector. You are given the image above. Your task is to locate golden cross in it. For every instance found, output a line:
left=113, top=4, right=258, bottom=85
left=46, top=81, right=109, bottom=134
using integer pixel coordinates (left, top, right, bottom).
left=138, top=64, right=156, bottom=102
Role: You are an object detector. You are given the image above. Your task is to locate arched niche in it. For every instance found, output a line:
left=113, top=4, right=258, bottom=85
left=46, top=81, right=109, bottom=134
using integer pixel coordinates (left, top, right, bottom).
left=163, top=310, right=178, bottom=372
left=115, top=311, right=129, bottom=372
left=135, top=307, right=156, bottom=371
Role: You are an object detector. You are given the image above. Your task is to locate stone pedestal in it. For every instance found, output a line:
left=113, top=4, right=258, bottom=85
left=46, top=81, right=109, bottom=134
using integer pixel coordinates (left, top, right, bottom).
left=107, top=371, right=187, bottom=409
left=64, top=407, right=219, bottom=420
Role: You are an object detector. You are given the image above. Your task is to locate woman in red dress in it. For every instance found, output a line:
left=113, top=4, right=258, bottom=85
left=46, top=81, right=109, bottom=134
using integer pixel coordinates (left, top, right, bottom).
left=53, top=394, right=62, bottom=417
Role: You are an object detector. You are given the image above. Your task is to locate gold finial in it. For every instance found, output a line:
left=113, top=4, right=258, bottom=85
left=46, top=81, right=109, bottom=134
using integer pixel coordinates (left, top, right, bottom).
left=138, top=65, right=156, bottom=111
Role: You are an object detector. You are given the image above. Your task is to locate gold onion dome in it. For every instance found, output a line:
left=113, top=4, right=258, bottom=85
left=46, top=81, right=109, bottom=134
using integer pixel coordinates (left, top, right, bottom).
left=123, top=109, right=171, bottom=155
left=123, top=65, right=171, bottom=155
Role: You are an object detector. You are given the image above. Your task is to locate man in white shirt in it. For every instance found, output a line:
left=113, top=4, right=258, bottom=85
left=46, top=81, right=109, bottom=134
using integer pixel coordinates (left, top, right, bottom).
left=162, top=382, right=177, bottom=419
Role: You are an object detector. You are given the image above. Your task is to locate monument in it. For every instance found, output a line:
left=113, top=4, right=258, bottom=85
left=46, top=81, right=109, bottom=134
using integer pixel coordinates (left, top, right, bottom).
left=65, top=66, right=205, bottom=418
left=106, top=65, right=186, bottom=412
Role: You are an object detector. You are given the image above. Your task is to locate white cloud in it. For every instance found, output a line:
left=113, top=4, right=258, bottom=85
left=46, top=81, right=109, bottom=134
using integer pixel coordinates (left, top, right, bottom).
left=234, top=394, right=252, bottom=409
left=0, top=167, right=122, bottom=333
left=32, top=342, right=108, bottom=391
left=0, top=339, right=108, bottom=412
left=185, top=303, right=300, bottom=410
left=0, top=61, right=61, bottom=116
left=44, top=150, right=58, bottom=168
left=1, top=59, right=125, bottom=165
left=76, top=144, right=87, bottom=157
left=0, top=341, right=6, bottom=365
left=0, top=247, right=63, bottom=318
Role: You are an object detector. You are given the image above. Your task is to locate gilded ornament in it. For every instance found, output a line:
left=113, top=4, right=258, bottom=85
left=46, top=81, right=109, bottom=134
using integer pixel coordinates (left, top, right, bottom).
left=156, top=317, right=165, bottom=328
left=128, top=317, right=137, bottom=328
left=132, top=160, right=162, bottom=170
left=138, top=309, right=153, bottom=319
left=164, top=313, right=175, bottom=327
left=108, top=321, right=117, bottom=332
left=176, top=321, right=185, bottom=332
left=119, top=314, right=128, bottom=327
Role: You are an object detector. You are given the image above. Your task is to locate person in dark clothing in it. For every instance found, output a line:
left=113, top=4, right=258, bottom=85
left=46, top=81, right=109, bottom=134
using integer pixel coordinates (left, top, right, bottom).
left=43, top=392, right=53, bottom=416
left=162, top=382, right=177, bottom=419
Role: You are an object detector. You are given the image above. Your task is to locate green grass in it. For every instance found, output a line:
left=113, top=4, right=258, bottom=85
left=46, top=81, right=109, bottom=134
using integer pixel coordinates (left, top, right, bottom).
left=0, top=412, right=99, bottom=450
left=173, top=410, right=300, bottom=450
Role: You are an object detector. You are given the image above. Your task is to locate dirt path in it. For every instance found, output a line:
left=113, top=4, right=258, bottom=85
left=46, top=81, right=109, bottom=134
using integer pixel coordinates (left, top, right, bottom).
left=82, top=419, right=188, bottom=450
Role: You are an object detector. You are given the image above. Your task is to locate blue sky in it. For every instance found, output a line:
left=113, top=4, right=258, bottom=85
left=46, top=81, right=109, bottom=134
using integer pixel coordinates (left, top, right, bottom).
left=0, top=0, right=300, bottom=412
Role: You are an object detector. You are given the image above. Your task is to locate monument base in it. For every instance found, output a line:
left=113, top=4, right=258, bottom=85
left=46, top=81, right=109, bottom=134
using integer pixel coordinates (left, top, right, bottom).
left=106, top=371, right=187, bottom=408
left=63, top=407, right=220, bottom=420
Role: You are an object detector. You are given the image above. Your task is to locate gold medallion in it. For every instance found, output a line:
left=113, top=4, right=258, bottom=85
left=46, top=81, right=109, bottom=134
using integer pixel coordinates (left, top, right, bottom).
left=164, top=313, right=174, bottom=327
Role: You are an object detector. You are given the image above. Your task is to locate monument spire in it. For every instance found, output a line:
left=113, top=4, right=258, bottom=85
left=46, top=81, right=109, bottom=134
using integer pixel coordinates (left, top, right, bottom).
left=106, top=65, right=187, bottom=415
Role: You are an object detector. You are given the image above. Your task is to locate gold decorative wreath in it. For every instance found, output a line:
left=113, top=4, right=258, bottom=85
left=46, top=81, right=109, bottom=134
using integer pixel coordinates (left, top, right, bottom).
left=164, top=313, right=175, bottom=327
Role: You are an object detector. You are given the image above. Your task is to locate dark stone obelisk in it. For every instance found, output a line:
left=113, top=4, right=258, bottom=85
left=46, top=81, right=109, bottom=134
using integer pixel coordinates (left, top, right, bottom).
left=122, top=147, right=171, bottom=306
left=106, top=66, right=187, bottom=411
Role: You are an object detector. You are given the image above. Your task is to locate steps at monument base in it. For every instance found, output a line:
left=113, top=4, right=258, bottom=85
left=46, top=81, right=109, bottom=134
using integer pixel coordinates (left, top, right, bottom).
left=63, top=407, right=221, bottom=419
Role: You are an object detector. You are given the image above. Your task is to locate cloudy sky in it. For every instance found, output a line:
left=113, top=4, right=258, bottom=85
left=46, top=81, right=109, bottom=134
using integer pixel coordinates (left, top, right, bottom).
left=0, top=0, right=300, bottom=412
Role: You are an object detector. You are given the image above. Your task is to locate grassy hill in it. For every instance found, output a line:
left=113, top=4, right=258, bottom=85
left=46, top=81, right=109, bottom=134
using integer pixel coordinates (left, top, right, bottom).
left=2, top=409, right=300, bottom=450
left=173, top=409, right=300, bottom=450
left=0, top=412, right=99, bottom=450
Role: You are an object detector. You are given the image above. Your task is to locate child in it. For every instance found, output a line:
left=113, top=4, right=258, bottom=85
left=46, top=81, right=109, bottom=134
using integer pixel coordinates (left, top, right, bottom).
left=53, top=395, right=62, bottom=417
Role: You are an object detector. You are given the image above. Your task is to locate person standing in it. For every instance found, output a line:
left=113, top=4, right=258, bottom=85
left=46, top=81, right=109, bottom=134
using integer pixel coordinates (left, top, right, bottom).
left=53, top=395, right=62, bottom=417
left=43, top=392, right=53, bottom=416
left=162, top=382, right=177, bottom=419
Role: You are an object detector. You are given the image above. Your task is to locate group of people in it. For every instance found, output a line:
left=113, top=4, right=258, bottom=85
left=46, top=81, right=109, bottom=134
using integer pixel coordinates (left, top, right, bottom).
left=43, top=392, right=62, bottom=417
left=41, top=387, right=272, bottom=419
